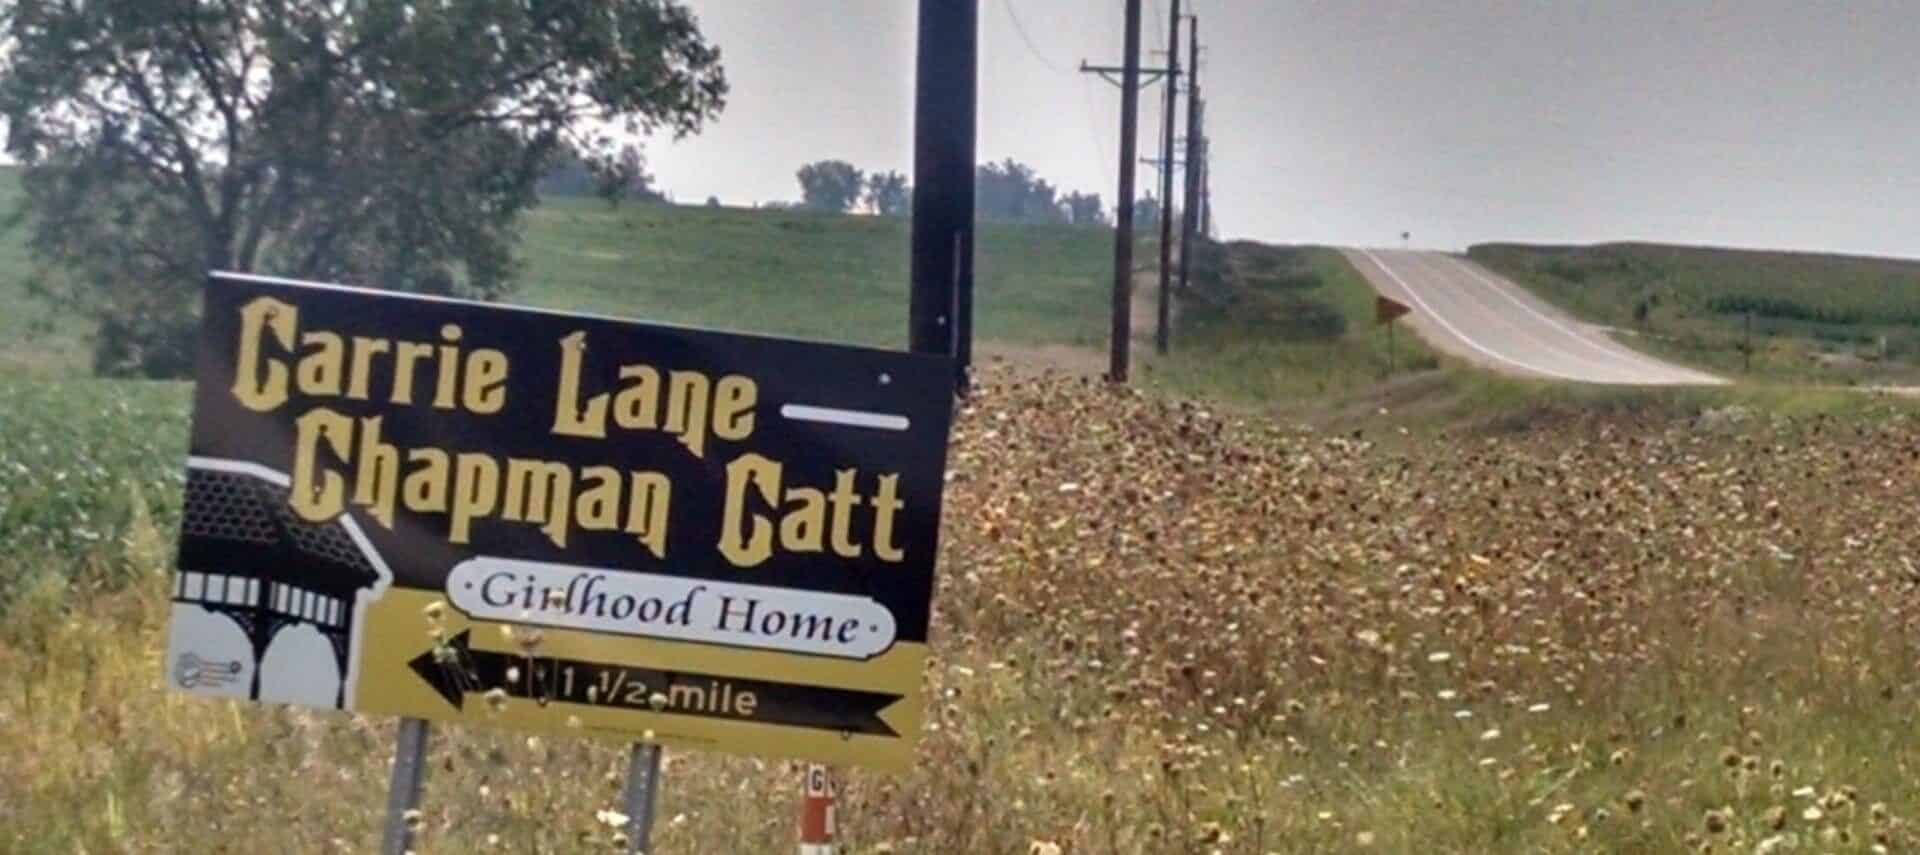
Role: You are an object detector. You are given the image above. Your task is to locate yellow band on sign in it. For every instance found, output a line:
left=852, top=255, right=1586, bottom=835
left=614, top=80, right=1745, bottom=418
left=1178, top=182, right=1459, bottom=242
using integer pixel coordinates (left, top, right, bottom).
left=355, top=590, right=927, bottom=770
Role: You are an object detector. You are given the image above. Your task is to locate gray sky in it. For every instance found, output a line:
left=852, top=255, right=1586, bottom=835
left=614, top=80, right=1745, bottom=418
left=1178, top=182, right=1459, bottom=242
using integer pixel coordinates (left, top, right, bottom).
left=648, top=1, right=1920, bottom=258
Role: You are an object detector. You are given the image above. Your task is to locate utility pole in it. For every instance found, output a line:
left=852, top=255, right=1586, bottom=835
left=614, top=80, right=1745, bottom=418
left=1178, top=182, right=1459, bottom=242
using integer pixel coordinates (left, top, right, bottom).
left=1198, top=100, right=1212, bottom=239
left=1152, top=0, right=1182, bottom=356
left=1177, top=20, right=1201, bottom=297
left=1081, top=0, right=1150, bottom=382
left=909, top=0, right=977, bottom=393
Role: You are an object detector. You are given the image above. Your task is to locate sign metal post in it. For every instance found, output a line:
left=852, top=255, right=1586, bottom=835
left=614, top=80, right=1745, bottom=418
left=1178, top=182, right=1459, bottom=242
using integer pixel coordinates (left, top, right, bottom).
left=380, top=717, right=431, bottom=855
left=909, top=0, right=978, bottom=392
left=623, top=742, right=665, bottom=853
left=1375, top=294, right=1412, bottom=376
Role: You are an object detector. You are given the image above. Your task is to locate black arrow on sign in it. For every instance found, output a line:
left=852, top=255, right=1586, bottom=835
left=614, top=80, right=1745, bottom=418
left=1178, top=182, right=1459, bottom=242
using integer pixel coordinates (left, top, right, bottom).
left=408, top=630, right=903, bottom=737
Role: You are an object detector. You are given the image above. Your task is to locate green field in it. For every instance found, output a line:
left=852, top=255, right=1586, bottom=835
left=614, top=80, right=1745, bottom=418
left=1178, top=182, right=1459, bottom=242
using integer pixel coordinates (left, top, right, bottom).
left=0, top=192, right=1116, bottom=377
left=1471, top=242, right=1920, bottom=385
left=0, top=162, right=1459, bottom=414
left=517, top=201, right=1128, bottom=351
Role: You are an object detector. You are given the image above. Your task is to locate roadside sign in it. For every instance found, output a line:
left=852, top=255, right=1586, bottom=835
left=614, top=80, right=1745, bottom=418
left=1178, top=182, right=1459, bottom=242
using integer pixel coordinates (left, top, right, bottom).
left=800, top=763, right=838, bottom=852
left=1375, top=295, right=1412, bottom=326
left=165, top=272, right=954, bottom=770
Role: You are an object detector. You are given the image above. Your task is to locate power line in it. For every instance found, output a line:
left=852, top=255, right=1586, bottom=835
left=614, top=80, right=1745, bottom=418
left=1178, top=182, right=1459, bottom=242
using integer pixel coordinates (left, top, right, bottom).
left=1001, top=0, right=1067, bottom=73
left=1082, top=77, right=1114, bottom=189
left=995, top=0, right=1122, bottom=224
left=1001, top=0, right=1114, bottom=195
left=1071, top=0, right=1116, bottom=193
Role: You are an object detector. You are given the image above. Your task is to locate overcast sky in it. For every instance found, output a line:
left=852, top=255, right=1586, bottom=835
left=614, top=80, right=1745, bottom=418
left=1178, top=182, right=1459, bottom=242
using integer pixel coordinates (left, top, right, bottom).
left=647, top=1, right=1920, bottom=258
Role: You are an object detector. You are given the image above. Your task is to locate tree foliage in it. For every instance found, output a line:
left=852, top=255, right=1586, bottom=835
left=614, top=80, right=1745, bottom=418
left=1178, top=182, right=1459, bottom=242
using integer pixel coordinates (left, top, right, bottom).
left=975, top=158, right=1066, bottom=225
left=1, top=0, right=726, bottom=376
left=1133, top=195, right=1162, bottom=231
left=865, top=169, right=910, bottom=217
left=1060, top=190, right=1105, bottom=226
left=794, top=155, right=1101, bottom=226
left=537, top=143, right=665, bottom=202
left=795, top=159, right=863, bottom=213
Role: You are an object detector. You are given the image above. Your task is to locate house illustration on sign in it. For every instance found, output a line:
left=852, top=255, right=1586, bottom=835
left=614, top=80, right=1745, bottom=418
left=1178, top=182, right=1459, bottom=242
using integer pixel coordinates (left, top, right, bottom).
left=168, top=458, right=392, bottom=708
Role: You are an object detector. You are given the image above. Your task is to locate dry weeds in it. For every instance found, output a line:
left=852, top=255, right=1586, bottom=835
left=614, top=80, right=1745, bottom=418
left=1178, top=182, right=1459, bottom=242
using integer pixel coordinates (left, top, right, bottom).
left=6, top=368, right=1920, bottom=852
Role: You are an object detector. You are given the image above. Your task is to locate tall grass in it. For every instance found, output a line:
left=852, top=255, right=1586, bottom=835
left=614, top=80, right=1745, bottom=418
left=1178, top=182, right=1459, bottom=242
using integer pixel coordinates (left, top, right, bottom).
left=10, top=369, right=1920, bottom=852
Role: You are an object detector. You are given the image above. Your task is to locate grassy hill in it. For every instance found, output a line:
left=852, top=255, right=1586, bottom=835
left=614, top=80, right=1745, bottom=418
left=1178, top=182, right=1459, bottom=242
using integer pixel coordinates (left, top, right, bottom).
left=1148, top=240, right=1440, bottom=403
left=0, top=166, right=1443, bottom=411
left=518, top=201, right=1129, bottom=350
left=0, top=192, right=1115, bottom=377
left=1471, top=242, right=1920, bottom=385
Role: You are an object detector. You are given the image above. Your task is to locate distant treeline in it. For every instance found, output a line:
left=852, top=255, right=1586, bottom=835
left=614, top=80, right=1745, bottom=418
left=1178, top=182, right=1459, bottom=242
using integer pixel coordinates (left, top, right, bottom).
left=780, top=157, right=1164, bottom=229
left=537, top=145, right=666, bottom=203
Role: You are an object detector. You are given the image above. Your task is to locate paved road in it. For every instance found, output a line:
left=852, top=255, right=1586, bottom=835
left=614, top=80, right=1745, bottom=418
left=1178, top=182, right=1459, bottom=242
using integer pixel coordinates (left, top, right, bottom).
left=1344, top=249, right=1725, bottom=386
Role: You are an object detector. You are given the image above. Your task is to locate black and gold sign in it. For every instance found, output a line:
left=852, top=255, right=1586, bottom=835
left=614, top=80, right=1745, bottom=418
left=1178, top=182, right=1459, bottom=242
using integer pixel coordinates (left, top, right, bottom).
left=164, top=272, right=954, bottom=770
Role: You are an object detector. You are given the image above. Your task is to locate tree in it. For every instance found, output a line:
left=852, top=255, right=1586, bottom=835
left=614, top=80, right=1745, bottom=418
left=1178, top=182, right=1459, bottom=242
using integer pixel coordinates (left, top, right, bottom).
left=1060, top=191, right=1106, bottom=226
left=865, top=170, right=910, bottom=217
left=538, top=143, right=665, bottom=202
left=975, top=158, right=1066, bottom=224
left=537, top=149, right=600, bottom=198
left=1134, top=195, right=1163, bottom=232
left=1, top=0, right=726, bottom=377
left=795, top=160, right=863, bottom=213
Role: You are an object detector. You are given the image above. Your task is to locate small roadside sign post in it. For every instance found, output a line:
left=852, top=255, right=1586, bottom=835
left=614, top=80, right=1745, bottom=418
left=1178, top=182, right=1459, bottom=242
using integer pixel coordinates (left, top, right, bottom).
left=1376, top=294, right=1412, bottom=375
left=165, top=273, right=955, bottom=851
left=799, top=763, right=837, bottom=854
left=1745, top=309, right=1754, bottom=374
